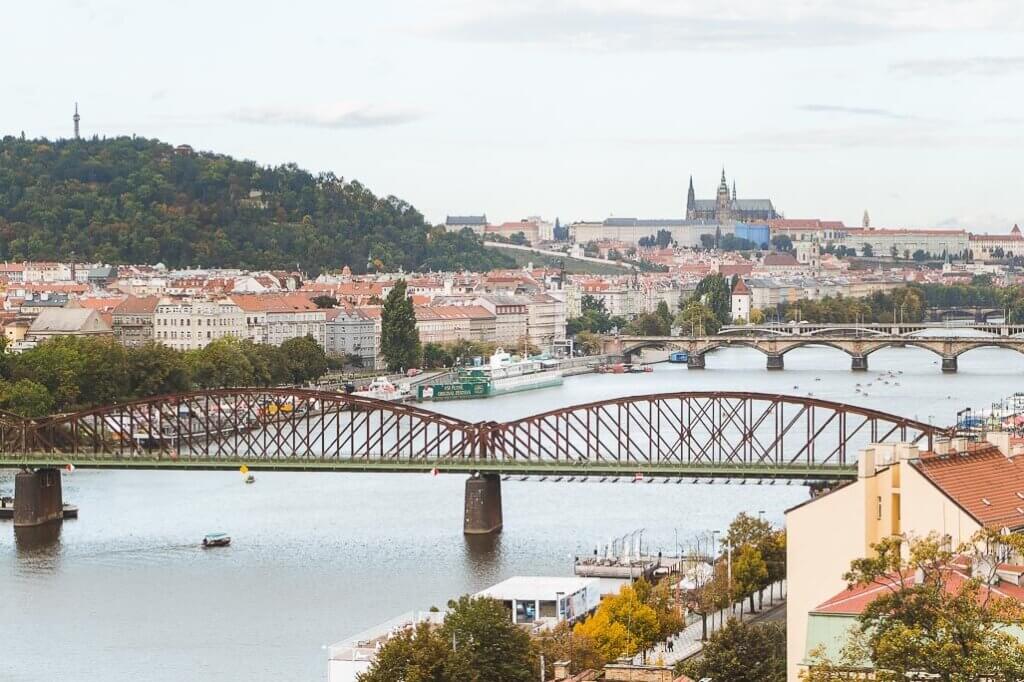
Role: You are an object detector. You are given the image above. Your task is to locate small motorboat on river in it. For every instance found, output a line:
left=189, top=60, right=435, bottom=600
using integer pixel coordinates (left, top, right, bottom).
left=202, top=532, right=231, bottom=548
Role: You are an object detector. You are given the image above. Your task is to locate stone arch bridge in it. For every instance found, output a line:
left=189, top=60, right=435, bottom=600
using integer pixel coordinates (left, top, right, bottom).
left=615, top=334, right=1024, bottom=372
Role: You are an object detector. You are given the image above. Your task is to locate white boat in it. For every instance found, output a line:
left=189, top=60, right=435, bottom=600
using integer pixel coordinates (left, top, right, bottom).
left=354, top=377, right=408, bottom=401
left=463, top=349, right=564, bottom=396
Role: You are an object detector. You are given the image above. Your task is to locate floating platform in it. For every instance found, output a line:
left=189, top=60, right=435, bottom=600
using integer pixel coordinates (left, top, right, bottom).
left=0, top=499, right=78, bottom=521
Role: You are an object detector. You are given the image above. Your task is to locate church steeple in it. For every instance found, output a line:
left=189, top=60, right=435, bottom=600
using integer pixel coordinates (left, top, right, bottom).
left=718, top=167, right=728, bottom=193
left=686, top=175, right=696, bottom=215
left=73, top=103, right=80, bottom=140
left=731, top=180, right=737, bottom=202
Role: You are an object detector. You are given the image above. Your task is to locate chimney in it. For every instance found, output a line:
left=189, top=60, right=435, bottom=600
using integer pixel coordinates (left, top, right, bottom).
left=986, top=431, right=1012, bottom=458
left=553, top=661, right=571, bottom=680
left=933, top=438, right=951, bottom=456
left=858, top=447, right=877, bottom=479
left=950, top=436, right=971, bottom=453
left=895, top=443, right=920, bottom=462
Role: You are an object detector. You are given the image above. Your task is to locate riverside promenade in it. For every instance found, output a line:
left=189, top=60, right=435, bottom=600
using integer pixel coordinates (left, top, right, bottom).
left=638, top=579, right=788, bottom=666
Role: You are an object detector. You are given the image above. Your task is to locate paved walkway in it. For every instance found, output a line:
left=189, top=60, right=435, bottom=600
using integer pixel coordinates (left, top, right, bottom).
left=637, top=580, right=788, bottom=666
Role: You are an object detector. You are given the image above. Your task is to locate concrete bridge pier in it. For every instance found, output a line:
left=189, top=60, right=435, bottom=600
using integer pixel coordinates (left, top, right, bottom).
left=687, top=354, right=706, bottom=370
left=464, top=473, right=503, bottom=535
left=941, top=357, right=958, bottom=373
left=13, top=468, right=63, bottom=527
left=766, top=354, right=784, bottom=371
left=851, top=355, right=869, bottom=371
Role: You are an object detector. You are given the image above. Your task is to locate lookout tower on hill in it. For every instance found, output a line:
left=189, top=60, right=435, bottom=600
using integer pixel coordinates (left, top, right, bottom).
left=73, top=103, right=80, bottom=139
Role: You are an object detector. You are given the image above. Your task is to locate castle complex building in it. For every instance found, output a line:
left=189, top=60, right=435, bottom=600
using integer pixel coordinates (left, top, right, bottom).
left=686, top=169, right=779, bottom=222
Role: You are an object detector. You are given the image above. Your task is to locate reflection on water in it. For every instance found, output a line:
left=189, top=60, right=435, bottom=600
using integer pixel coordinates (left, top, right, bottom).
left=463, top=531, right=502, bottom=568
left=14, top=520, right=62, bottom=562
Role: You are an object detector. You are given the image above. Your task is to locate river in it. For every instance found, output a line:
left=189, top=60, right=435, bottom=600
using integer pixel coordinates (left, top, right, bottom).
left=4, top=344, right=1024, bottom=681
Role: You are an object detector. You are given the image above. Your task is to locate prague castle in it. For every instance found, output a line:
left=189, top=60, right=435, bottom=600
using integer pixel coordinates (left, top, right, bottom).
left=686, top=169, right=779, bottom=222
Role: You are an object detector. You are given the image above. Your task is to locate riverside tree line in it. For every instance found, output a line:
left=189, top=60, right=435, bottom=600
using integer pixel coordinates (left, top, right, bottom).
left=0, top=335, right=328, bottom=418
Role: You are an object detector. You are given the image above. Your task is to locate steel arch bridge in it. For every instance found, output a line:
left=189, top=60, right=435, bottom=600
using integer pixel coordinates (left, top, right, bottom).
left=0, top=389, right=950, bottom=480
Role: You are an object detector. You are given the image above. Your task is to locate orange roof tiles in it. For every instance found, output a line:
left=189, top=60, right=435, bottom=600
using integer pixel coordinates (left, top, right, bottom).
left=914, top=443, right=1024, bottom=529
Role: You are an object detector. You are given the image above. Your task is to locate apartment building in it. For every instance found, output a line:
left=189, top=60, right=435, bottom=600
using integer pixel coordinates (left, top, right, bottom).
left=786, top=433, right=1024, bottom=680
left=232, top=294, right=326, bottom=347
left=526, top=293, right=566, bottom=349
left=414, top=305, right=496, bottom=344
left=325, top=307, right=377, bottom=367
left=153, top=297, right=245, bottom=351
left=111, top=295, right=160, bottom=346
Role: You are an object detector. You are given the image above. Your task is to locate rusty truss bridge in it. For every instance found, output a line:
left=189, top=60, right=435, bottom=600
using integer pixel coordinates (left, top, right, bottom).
left=0, top=389, right=948, bottom=480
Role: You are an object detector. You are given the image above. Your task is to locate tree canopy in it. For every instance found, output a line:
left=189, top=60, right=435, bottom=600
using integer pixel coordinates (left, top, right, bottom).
left=0, top=136, right=512, bottom=273
left=381, top=279, right=421, bottom=371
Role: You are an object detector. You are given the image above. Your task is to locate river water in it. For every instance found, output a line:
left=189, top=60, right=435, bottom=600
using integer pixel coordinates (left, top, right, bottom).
left=4, top=343, right=1024, bottom=681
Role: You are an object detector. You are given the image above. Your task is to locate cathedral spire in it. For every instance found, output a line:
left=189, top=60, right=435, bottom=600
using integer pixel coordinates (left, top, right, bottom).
left=732, top=180, right=737, bottom=202
left=686, top=175, right=696, bottom=214
left=73, top=102, right=80, bottom=140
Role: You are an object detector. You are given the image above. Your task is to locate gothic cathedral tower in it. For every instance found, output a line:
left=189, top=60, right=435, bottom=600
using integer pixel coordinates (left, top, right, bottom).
left=686, top=176, right=696, bottom=219
left=716, top=168, right=731, bottom=220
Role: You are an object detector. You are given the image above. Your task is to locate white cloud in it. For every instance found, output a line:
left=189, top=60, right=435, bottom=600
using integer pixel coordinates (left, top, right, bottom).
left=429, top=0, right=1024, bottom=51
left=799, top=104, right=919, bottom=120
left=891, top=56, right=1024, bottom=77
left=229, top=102, right=423, bottom=129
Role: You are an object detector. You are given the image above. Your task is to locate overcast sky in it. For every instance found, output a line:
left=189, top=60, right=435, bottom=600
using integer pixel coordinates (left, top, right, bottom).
left=7, top=0, right=1024, bottom=231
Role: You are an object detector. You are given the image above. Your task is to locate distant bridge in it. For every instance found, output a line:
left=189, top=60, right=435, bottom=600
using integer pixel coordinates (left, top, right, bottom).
left=717, top=322, right=1024, bottom=338
left=1, top=389, right=949, bottom=533
left=617, top=333, right=1024, bottom=372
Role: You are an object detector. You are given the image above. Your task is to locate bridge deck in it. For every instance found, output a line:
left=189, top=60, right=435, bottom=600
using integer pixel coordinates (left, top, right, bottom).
left=0, top=455, right=857, bottom=480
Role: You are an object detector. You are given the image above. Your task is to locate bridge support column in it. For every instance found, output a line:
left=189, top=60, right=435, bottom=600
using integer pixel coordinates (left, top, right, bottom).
left=766, top=354, right=784, bottom=371
left=14, top=469, right=63, bottom=527
left=687, top=354, right=705, bottom=370
left=464, top=473, right=503, bottom=535
left=851, top=355, right=869, bottom=372
left=941, top=356, right=958, bottom=373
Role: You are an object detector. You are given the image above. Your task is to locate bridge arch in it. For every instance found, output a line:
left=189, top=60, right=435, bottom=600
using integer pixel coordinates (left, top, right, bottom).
left=0, top=390, right=951, bottom=477
left=14, top=388, right=482, bottom=463
left=490, top=391, right=946, bottom=470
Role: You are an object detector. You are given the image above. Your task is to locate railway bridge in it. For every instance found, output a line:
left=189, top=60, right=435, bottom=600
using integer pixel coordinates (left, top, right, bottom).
left=616, top=333, right=1024, bottom=372
left=0, top=389, right=949, bottom=534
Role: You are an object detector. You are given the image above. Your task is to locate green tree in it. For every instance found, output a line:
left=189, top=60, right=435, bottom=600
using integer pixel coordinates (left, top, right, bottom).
left=380, top=280, right=421, bottom=371
left=679, top=620, right=786, bottom=682
left=771, top=235, right=794, bottom=253
left=0, top=379, right=54, bottom=417
left=691, top=274, right=732, bottom=325
left=574, top=331, right=602, bottom=355
left=861, top=243, right=874, bottom=257
left=126, top=342, right=190, bottom=397
left=356, top=622, right=449, bottom=682
left=674, top=302, right=721, bottom=335
left=311, top=295, right=338, bottom=309
left=440, top=596, right=534, bottom=682
left=806, top=531, right=1024, bottom=680
left=280, top=335, right=328, bottom=383
left=185, top=337, right=255, bottom=388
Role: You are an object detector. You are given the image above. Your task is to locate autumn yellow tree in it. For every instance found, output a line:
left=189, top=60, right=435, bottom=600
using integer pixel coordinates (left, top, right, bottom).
left=573, top=583, right=660, bottom=662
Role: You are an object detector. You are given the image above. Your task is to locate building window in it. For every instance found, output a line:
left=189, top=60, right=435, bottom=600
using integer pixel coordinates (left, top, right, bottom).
left=877, top=495, right=883, bottom=521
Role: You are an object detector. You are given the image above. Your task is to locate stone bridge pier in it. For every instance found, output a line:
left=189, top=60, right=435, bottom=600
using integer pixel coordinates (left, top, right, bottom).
left=942, top=357, right=958, bottom=373
left=13, top=468, right=63, bottom=527
left=463, top=473, right=503, bottom=535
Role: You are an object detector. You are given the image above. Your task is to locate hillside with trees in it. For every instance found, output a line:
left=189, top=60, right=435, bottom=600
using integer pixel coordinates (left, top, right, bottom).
left=0, top=135, right=512, bottom=273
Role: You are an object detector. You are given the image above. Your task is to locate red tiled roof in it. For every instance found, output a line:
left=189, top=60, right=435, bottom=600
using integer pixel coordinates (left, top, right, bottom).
left=762, top=253, right=800, bottom=266
left=732, top=278, right=751, bottom=295
left=913, top=443, right=1024, bottom=529
left=814, top=563, right=1024, bottom=615
left=112, top=295, right=160, bottom=315
left=231, top=294, right=321, bottom=313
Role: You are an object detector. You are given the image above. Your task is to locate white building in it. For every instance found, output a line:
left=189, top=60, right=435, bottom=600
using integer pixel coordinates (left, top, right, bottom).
left=231, top=294, right=326, bottom=347
left=730, top=277, right=751, bottom=322
left=444, top=215, right=487, bottom=234
left=153, top=297, right=245, bottom=351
